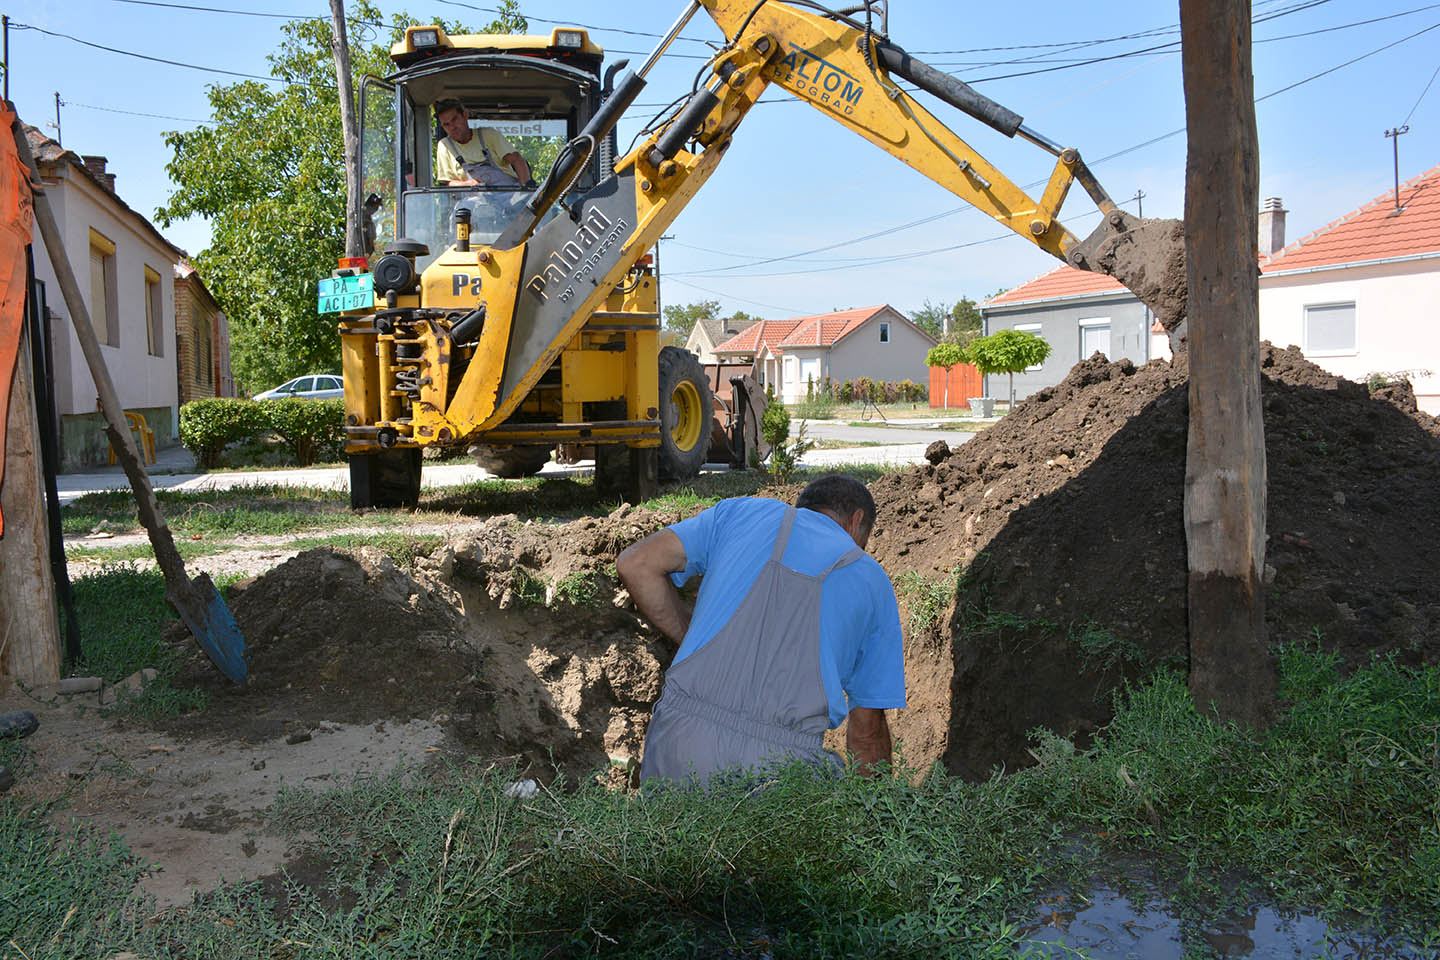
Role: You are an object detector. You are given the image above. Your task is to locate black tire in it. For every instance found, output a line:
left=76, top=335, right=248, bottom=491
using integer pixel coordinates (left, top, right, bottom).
left=349, top=449, right=422, bottom=509
left=470, top=443, right=553, bottom=479
left=657, top=346, right=712, bottom=481
left=595, top=444, right=657, bottom=504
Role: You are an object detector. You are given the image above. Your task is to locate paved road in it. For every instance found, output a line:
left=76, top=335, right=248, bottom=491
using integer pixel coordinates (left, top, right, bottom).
left=54, top=419, right=980, bottom=504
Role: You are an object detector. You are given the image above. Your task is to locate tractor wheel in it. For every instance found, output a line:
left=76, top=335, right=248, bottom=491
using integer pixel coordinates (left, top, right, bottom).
left=595, top=444, right=657, bottom=504
left=469, top=443, right=554, bottom=479
left=349, top=449, right=422, bottom=509
left=657, top=346, right=712, bottom=481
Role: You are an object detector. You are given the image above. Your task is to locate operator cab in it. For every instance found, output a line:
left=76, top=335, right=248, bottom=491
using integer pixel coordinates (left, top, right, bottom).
left=357, top=25, right=612, bottom=271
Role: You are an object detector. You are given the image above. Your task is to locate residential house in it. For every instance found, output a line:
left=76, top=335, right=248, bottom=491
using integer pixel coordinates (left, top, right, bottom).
left=713, top=305, right=935, bottom=403
left=684, top=315, right=759, bottom=364
left=175, top=262, right=236, bottom=401
left=980, top=268, right=1153, bottom=403
left=980, top=168, right=1440, bottom=414
left=26, top=127, right=190, bottom=467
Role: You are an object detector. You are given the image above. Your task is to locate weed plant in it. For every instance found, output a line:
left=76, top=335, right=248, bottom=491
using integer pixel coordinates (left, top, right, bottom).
left=4, top=648, right=1436, bottom=957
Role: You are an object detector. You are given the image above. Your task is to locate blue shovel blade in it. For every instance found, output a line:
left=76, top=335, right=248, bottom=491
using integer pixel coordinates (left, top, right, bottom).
left=176, top=573, right=248, bottom=684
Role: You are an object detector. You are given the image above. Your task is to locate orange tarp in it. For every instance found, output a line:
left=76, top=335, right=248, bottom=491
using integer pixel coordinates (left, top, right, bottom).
left=0, top=106, right=37, bottom=538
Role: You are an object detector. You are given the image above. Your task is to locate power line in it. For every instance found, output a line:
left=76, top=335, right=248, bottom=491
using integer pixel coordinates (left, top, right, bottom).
left=675, top=19, right=1438, bottom=281
left=105, top=0, right=303, bottom=19
left=1402, top=61, right=1440, bottom=124
left=62, top=99, right=214, bottom=125
left=665, top=276, right=812, bottom=316
left=14, top=22, right=301, bottom=85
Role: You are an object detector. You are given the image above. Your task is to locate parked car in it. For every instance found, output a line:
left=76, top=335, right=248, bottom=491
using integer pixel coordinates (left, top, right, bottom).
left=253, top=374, right=344, bottom=400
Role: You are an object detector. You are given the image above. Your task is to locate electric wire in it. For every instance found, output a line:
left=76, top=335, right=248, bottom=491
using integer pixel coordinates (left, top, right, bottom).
left=1402, top=61, right=1440, bottom=124
left=672, top=19, right=1440, bottom=280
left=62, top=99, right=215, bottom=126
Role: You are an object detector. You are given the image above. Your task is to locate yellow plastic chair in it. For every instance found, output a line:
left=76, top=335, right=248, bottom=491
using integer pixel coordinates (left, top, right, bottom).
left=104, top=407, right=157, bottom=466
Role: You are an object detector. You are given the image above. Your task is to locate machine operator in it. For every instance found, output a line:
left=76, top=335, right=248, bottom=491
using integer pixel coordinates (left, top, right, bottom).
left=433, top=99, right=533, bottom=188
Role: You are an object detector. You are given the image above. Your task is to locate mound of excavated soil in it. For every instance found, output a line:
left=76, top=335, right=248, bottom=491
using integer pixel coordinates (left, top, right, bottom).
left=867, top=344, right=1440, bottom=778
left=167, top=509, right=702, bottom=779
left=166, top=348, right=1440, bottom=784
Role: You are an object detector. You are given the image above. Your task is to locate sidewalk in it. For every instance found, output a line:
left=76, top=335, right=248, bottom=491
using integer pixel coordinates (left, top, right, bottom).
left=53, top=444, right=592, bottom=505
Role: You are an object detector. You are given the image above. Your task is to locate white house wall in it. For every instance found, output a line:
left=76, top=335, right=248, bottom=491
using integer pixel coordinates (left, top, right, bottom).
left=1258, top=257, right=1440, bottom=413
left=824, top=309, right=933, bottom=397
left=29, top=168, right=180, bottom=460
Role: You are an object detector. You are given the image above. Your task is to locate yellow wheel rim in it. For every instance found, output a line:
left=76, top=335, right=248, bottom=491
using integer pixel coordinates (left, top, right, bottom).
left=669, top=380, right=704, bottom=452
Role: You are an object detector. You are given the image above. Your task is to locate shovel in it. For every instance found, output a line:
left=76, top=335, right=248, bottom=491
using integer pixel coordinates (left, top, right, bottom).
left=10, top=118, right=246, bottom=684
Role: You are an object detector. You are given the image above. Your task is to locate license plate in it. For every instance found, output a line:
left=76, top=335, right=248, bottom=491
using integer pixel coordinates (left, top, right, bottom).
left=318, top=274, right=374, bottom=314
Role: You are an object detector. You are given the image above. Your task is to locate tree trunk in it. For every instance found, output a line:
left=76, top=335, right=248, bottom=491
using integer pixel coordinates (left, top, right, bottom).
left=329, top=0, right=364, bottom=259
left=1, top=322, right=61, bottom=688
left=1179, top=0, right=1272, bottom=726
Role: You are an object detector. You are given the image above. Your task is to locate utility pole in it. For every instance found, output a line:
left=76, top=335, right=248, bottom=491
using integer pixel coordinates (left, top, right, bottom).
left=1384, top=126, right=1409, bottom=213
left=1132, top=190, right=1150, bottom=361
left=51, top=92, right=61, bottom=146
left=328, top=0, right=364, bottom=259
left=3, top=16, right=10, bottom=103
left=1179, top=0, right=1272, bottom=727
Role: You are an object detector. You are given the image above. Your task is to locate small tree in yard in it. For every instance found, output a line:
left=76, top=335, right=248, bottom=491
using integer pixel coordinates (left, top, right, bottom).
left=926, top=342, right=967, bottom=409
left=964, top=328, right=1052, bottom=412
left=756, top=392, right=813, bottom=484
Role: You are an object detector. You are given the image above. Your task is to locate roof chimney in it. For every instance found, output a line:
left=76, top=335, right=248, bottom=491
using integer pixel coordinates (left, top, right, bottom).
left=1258, top=196, right=1287, bottom=256
left=80, top=155, right=117, bottom=193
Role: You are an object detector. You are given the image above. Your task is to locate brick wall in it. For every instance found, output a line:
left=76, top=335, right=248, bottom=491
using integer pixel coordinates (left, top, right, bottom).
left=174, top=276, right=217, bottom=404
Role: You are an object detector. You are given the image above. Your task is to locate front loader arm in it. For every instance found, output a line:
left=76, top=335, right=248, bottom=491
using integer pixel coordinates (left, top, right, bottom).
left=699, top=0, right=1127, bottom=264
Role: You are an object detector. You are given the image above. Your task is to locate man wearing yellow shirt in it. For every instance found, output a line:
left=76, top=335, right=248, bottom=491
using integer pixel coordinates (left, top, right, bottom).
left=434, top=100, right=533, bottom=188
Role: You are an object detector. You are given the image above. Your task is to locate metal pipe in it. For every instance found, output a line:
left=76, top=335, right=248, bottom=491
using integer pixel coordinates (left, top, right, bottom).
left=1017, top=124, right=1065, bottom=157
left=638, top=0, right=702, bottom=78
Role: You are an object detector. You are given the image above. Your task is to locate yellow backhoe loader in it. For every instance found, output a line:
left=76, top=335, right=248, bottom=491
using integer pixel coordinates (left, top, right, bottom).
left=326, top=0, right=1137, bottom=507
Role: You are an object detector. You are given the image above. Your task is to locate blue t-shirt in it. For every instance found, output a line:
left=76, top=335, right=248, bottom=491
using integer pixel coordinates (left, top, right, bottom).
left=666, top=497, right=906, bottom=728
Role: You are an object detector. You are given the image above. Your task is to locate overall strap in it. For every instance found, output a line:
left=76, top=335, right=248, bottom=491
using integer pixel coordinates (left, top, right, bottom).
left=769, top=505, right=798, bottom=563
left=819, top=547, right=865, bottom=579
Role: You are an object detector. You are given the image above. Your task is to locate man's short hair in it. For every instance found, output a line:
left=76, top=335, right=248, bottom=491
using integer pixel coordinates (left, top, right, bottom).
left=797, top=474, right=876, bottom=534
left=433, top=99, right=467, bottom=118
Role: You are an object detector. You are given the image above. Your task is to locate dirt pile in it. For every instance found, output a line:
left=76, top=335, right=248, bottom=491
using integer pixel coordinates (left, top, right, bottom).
left=867, top=344, right=1440, bottom=777
left=170, top=507, right=701, bottom=778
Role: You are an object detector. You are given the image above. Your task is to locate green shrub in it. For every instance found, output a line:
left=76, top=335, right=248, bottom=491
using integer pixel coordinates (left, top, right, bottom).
left=178, top=398, right=263, bottom=468
left=258, top=397, right=345, bottom=466
left=791, top=394, right=836, bottom=420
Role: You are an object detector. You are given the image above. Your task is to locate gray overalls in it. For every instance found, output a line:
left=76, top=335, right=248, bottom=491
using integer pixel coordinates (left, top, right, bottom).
left=640, top=506, right=864, bottom=786
left=446, top=133, right=522, bottom=187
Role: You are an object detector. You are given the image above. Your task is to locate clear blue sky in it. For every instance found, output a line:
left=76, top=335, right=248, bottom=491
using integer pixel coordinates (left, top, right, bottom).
left=5, top=0, right=1437, bottom=320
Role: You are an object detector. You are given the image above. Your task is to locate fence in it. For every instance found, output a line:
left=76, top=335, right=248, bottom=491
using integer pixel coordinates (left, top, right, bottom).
left=928, top=363, right=982, bottom=409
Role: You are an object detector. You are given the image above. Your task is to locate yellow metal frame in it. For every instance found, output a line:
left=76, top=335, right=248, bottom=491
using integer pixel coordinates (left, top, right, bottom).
left=347, top=2, right=1119, bottom=457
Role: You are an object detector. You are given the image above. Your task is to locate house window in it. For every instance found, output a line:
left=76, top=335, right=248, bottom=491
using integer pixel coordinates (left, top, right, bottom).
left=1303, top=302, right=1356, bottom=356
left=1015, top=323, right=1045, bottom=371
left=144, top=266, right=163, bottom=357
left=1079, top=317, right=1111, bottom=360
left=879, top=322, right=890, bottom=343
left=195, top=310, right=213, bottom=386
left=784, top=356, right=797, bottom=381
left=88, top=228, right=118, bottom=346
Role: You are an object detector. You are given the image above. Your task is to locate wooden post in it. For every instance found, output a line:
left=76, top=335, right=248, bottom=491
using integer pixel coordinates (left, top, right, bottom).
left=328, top=0, right=364, bottom=259
left=1179, top=0, right=1273, bottom=725
left=0, top=321, right=61, bottom=688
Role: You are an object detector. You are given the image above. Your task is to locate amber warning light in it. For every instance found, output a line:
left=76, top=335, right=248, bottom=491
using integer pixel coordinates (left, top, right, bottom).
left=337, top=257, right=369, bottom=270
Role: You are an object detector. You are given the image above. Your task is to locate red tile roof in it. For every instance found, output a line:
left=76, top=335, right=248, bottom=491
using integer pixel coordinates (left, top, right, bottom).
left=983, top=264, right=1128, bottom=307
left=713, top=319, right=801, bottom=355
left=776, top=305, right=888, bottom=348
left=1260, top=163, right=1440, bottom=273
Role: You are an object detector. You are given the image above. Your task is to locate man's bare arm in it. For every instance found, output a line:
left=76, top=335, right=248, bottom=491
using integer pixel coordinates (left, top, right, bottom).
left=616, top=529, right=691, bottom=645
left=504, top=151, right=532, bottom=183
left=846, top=707, right=892, bottom=777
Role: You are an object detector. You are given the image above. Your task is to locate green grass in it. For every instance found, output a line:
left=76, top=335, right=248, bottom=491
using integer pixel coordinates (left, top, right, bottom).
left=286, top=532, right=444, bottom=569
left=894, top=566, right=964, bottom=634
left=62, top=485, right=355, bottom=537
left=3, top=648, right=1435, bottom=957
left=69, top=565, right=209, bottom=719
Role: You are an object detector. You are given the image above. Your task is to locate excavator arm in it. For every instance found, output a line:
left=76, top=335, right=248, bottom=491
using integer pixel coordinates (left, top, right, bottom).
left=412, top=0, right=1132, bottom=442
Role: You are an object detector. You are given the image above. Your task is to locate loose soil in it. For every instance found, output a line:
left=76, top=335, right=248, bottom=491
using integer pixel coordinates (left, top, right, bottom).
left=11, top=336, right=1439, bottom=908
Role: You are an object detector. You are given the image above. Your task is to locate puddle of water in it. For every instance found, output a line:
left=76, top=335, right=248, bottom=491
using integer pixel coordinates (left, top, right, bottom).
left=1015, top=887, right=1423, bottom=959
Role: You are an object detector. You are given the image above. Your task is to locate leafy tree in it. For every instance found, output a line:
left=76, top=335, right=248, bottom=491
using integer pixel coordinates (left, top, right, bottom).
left=913, top=296, right=985, bottom=343
left=909, top=298, right=951, bottom=341
left=662, top=300, right=721, bottom=338
left=963, top=328, right=1052, bottom=413
left=156, top=1, right=526, bottom=394
left=925, top=342, right=968, bottom=409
